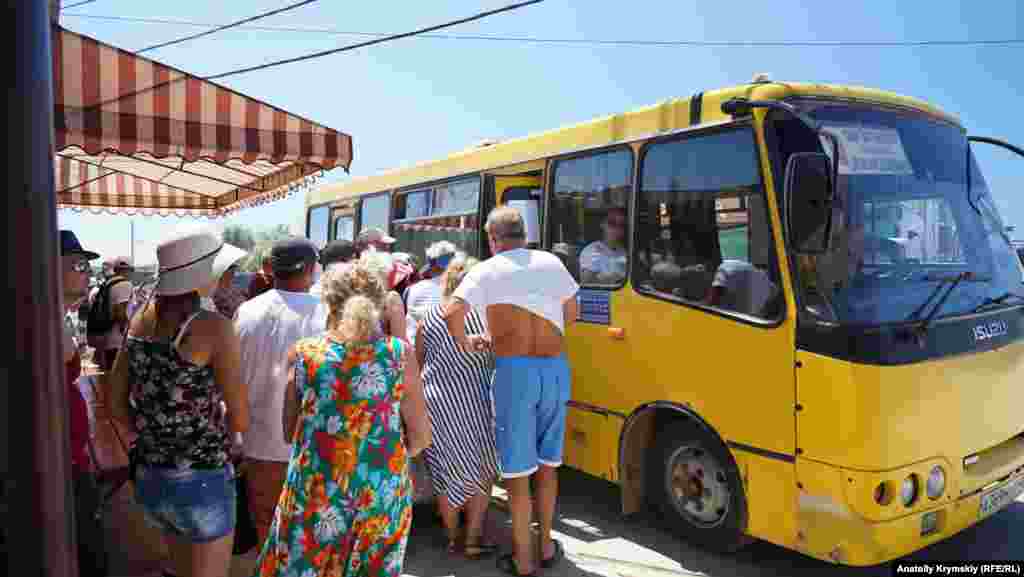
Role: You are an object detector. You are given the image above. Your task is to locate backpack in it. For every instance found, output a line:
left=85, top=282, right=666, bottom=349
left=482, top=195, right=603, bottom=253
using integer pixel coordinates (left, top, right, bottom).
left=86, top=276, right=130, bottom=336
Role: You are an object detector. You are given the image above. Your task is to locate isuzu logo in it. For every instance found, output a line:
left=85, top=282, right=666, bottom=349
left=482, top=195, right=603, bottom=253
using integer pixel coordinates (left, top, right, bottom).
left=972, top=320, right=1009, bottom=342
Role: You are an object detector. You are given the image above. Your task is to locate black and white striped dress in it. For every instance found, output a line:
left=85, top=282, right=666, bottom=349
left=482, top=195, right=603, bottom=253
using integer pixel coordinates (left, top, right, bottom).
left=419, top=304, right=499, bottom=508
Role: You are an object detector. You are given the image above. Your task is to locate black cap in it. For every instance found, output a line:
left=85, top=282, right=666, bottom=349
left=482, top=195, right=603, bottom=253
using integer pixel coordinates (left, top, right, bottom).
left=60, top=230, right=100, bottom=260
left=271, top=237, right=319, bottom=274
left=319, top=240, right=357, bottom=267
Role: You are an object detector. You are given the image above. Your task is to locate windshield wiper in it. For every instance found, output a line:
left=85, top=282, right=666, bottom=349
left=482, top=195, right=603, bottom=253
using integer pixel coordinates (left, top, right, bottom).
left=970, top=292, right=1024, bottom=313
left=906, top=272, right=984, bottom=336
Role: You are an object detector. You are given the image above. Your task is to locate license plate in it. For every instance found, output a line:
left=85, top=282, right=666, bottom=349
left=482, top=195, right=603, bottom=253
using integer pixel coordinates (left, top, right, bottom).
left=979, top=473, right=1024, bottom=518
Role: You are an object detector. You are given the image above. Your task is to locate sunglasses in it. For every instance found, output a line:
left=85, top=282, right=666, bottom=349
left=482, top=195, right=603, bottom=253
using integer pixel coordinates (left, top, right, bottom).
left=70, top=259, right=91, bottom=273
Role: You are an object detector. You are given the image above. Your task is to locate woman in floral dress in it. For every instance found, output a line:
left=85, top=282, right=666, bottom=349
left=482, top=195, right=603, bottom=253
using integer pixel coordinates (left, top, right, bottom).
left=254, top=259, right=432, bottom=577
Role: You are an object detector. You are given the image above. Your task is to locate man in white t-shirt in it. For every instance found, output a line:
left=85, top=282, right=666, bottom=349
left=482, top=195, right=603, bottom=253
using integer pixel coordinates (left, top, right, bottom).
left=706, top=259, right=778, bottom=317
left=234, top=237, right=327, bottom=544
left=579, top=206, right=628, bottom=285
left=403, top=240, right=457, bottom=345
left=445, top=206, right=579, bottom=576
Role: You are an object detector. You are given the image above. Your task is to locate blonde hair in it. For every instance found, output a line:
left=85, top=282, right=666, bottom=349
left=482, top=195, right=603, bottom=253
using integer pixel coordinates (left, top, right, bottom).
left=321, top=260, right=387, bottom=341
left=443, top=253, right=479, bottom=297
left=358, top=249, right=393, bottom=286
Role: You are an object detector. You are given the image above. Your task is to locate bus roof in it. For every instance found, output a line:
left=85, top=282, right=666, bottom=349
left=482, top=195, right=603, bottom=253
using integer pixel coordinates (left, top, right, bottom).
left=307, top=81, right=959, bottom=208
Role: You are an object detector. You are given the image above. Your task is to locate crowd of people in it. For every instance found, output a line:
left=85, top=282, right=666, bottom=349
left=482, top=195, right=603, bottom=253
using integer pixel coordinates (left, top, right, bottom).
left=60, top=204, right=580, bottom=577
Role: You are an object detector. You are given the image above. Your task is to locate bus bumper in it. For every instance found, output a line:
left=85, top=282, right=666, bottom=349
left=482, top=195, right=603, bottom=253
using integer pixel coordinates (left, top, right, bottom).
left=794, top=467, right=1024, bottom=566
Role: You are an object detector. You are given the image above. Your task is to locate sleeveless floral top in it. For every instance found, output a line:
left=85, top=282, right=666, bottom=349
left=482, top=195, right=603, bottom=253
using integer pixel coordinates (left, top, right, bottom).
left=126, top=313, right=229, bottom=469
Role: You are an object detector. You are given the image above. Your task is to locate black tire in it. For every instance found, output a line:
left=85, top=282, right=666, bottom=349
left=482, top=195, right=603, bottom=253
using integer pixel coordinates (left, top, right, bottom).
left=646, top=419, right=750, bottom=552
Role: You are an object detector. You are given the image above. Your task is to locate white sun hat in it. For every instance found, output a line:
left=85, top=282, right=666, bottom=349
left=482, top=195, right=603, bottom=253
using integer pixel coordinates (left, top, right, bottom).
left=154, top=225, right=224, bottom=296
left=211, top=242, right=248, bottom=282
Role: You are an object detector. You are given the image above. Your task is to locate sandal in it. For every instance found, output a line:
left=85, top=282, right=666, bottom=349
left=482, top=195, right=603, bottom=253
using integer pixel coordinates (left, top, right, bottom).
left=464, top=541, right=498, bottom=559
left=496, top=553, right=537, bottom=577
left=539, top=539, right=564, bottom=569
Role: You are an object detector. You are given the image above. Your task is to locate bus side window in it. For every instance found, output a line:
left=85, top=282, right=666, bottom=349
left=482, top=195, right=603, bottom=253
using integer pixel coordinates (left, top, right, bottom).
left=634, top=128, right=782, bottom=320
left=547, top=148, right=633, bottom=288
left=307, top=205, right=330, bottom=249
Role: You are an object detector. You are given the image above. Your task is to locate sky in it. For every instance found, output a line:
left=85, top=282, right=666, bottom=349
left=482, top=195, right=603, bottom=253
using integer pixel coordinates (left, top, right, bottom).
left=56, top=0, right=1024, bottom=265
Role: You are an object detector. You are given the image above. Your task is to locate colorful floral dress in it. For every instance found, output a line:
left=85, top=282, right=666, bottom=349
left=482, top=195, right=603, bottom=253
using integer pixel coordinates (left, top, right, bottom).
left=254, top=335, right=413, bottom=577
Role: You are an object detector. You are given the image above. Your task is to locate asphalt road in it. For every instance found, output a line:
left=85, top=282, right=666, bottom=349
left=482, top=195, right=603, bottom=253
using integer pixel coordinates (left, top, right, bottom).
left=397, top=467, right=1021, bottom=577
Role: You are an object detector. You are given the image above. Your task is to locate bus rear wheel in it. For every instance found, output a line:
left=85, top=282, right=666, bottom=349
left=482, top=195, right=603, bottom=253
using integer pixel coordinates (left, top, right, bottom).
left=647, top=420, right=750, bottom=552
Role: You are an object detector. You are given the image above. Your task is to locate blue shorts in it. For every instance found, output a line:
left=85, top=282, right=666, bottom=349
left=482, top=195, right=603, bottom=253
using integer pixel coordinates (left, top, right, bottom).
left=491, top=355, right=571, bottom=478
left=134, top=463, right=236, bottom=543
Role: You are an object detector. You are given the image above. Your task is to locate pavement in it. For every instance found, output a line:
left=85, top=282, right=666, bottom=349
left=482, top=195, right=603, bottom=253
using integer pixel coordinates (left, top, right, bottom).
left=99, top=466, right=1021, bottom=577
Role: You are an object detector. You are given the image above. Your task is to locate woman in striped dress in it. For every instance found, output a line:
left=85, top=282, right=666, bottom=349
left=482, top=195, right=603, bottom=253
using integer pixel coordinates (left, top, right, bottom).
left=415, top=253, right=500, bottom=559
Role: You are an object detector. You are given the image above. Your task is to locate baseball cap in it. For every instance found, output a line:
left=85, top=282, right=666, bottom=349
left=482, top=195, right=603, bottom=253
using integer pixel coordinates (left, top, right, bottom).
left=271, top=237, right=319, bottom=274
left=356, top=228, right=396, bottom=245
left=319, top=239, right=358, bottom=266
left=60, top=230, right=99, bottom=260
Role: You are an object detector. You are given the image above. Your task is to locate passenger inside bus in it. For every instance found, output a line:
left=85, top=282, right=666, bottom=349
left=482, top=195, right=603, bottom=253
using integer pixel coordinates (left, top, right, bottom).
left=705, top=260, right=780, bottom=317
left=579, top=207, right=628, bottom=285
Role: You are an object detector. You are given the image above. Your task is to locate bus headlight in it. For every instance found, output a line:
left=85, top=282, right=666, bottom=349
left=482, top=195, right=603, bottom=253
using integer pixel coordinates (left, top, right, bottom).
left=926, top=466, right=946, bottom=500
left=901, top=475, right=919, bottom=507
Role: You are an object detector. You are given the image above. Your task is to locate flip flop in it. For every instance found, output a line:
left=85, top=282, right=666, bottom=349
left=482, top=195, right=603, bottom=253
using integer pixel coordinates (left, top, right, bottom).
left=464, top=542, right=498, bottom=559
left=496, top=553, right=537, bottom=577
left=539, top=539, right=564, bottom=569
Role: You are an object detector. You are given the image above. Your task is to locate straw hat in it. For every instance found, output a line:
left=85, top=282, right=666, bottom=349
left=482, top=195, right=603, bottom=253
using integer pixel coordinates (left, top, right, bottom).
left=155, top=226, right=223, bottom=296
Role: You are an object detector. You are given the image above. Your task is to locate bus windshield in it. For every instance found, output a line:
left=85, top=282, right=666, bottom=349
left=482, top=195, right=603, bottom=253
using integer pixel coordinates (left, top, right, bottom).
left=772, top=101, right=1024, bottom=325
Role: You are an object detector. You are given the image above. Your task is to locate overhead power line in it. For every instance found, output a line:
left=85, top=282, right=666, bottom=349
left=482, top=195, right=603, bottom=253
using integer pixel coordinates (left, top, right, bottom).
left=204, top=0, right=544, bottom=80
left=62, top=0, right=99, bottom=9
left=82, top=0, right=545, bottom=109
left=135, top=0, right=319, bottom=54
left=63, top=13, right=1024, bottom=47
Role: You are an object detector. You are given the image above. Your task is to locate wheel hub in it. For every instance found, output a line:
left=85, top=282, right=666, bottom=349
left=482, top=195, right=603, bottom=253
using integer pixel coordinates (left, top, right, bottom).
left=666, top=445, right=730, bottom=528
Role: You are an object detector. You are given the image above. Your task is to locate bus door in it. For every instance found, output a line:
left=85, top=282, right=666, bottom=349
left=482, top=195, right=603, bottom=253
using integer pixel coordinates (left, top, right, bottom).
left=494, top=176, right=544, bottom=248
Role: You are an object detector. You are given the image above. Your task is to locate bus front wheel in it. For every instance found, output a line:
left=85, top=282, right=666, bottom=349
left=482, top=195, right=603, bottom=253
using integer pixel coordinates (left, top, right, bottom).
left=647, top=420, right=750, bottom=552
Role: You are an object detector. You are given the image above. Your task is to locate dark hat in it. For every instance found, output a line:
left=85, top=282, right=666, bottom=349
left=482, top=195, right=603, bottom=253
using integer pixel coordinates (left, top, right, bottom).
left=319, top=239, right=358, bottom=266
left=271, top=237, right=319, bottom=274
left=60, top=230, right=99, bottom=260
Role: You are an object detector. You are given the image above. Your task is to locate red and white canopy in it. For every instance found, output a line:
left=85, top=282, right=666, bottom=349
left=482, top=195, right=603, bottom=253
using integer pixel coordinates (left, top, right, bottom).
left=52, top=26, right=353, bottom=217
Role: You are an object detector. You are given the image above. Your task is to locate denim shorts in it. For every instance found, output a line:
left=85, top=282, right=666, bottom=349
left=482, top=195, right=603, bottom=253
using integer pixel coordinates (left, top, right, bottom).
left=134, top=463, right=235, bottom=543
left=491, top=355, right=571, bottom=478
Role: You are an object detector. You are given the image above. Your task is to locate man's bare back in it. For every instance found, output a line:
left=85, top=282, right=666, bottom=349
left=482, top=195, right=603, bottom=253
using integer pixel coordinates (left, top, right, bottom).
left=485, top=301, right=577, bottom=357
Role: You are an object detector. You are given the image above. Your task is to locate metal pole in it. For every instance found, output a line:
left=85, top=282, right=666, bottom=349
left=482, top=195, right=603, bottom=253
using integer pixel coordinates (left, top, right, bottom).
left=8, top=1, right=76, bottom=576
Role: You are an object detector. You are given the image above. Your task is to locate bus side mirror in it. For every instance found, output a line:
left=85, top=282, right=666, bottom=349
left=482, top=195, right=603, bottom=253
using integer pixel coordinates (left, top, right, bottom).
left=785, top=152, right=834, bottom=254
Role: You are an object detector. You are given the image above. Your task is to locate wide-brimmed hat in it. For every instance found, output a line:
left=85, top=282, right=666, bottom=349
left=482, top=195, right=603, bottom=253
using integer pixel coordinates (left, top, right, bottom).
left=155, top=226, right=223, bottom=296
left=211, top=243, right=247, bottom=282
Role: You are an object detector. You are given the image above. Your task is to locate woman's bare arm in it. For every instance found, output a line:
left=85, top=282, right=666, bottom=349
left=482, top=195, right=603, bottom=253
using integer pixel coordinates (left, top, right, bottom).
left=387, top=292, right=407, bottom=342
left=281, top=347, right=301, bottom=443
left=399, top=346, right=431, bottom=457
left=108, top=308, right=146, bottom=431
left=211, top=316, right=248, bottom=434
left=414, top=321, right=426, bottom=370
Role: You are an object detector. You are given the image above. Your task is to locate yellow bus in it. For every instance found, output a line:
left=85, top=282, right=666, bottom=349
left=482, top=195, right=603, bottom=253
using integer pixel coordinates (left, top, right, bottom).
left=305, top=77, right=1024, bottom=566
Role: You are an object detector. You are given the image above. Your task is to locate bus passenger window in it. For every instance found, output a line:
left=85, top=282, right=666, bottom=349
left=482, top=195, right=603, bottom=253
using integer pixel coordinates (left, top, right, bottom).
left=307, top=205, right=330, bottom=249
left=548, top=148, right=633, bottom=287
left=634, top=128, right=782, bottom=320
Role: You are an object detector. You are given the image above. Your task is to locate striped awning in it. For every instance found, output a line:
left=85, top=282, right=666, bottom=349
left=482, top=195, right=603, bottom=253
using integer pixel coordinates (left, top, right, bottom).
left=52, top=26, right=353, bottom=217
